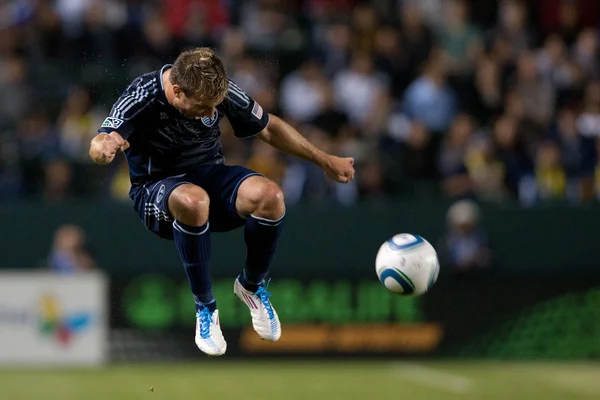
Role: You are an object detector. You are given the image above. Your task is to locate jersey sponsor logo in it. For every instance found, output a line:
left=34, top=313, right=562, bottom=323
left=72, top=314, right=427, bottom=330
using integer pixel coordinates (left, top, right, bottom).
left=201, top=109, right=220, bottom=127
left=101, top=117, right=124, bottom=129
left=251, top=101, right=264, bottom=119
left=156, top=184, right=166, bottom=203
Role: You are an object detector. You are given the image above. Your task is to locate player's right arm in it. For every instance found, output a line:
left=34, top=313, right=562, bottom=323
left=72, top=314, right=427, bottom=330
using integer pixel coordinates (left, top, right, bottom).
left=89, top=75, right=156, bottom=165
left=89, top=131, right=129, bottom=165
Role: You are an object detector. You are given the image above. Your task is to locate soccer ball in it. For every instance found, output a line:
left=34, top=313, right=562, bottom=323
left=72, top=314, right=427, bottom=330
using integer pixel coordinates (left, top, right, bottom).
left=375, top=233, right=439, bottom=295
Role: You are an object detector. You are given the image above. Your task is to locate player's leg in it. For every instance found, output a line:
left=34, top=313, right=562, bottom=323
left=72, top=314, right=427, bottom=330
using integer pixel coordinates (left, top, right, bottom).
left=233, top=175, right=285, bottom=341
left=235, top=176, right=285, bottom=288
left=168, top=183, right=226, bottom=356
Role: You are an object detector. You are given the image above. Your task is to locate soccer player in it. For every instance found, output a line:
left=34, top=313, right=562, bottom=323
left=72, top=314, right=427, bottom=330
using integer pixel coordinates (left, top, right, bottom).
left=89, top=48, right=355, bottom=356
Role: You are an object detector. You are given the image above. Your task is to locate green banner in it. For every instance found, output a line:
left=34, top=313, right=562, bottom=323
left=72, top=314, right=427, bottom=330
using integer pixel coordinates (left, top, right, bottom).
left=109, top=274, right=600, bottom=358
left=118, top=275, right=423, bottom=331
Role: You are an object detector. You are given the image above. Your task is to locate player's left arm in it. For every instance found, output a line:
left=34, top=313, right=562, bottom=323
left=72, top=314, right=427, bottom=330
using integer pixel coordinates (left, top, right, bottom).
left=258, top=114, right=355, bottom=184
left=222, top=78, right=354, bottom=184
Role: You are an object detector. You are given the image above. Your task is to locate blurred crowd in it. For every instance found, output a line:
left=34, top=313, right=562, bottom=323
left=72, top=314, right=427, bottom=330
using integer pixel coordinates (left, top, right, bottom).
left=0, top=0, right=599, bottom=207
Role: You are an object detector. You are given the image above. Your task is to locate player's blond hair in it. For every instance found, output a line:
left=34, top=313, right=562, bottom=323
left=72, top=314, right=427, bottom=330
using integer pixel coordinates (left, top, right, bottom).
left=170, top=47, right=229, bottom=102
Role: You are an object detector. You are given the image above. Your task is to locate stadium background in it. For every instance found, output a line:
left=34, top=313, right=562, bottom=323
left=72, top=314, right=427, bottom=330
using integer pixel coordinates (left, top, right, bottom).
left=1, top=0, right=600, bottom=398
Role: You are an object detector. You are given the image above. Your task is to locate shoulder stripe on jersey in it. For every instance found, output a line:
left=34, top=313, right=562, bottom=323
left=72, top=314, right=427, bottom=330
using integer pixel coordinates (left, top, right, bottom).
left=123, top=79, right=157, bottom=111
left=227, top=80, right=250, bottom=108
left=112, top=78, right=157, bottom=119
left=120, top=86, right=150, bottom=117
left=113, top=78, right=156, bottom=113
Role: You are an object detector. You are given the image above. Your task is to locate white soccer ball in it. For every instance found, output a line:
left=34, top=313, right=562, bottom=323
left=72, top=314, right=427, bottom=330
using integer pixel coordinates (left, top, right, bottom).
left=375, top=233, right=440, bottom=295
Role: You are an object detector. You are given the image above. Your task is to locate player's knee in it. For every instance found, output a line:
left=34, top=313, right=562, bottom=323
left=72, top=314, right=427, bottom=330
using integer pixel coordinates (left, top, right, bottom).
left=168, top=185, right=210, bottom=226
left=262, top=184, right=284, bottom=208
left=255, top=182, right=285, bottom=219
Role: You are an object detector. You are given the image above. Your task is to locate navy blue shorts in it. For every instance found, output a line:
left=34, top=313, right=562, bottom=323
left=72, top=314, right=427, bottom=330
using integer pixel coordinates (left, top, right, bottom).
left=130, top=164, right=262, bottom=240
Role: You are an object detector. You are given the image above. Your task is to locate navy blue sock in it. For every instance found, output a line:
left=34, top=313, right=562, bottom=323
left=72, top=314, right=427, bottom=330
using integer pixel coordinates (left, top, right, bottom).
left=240, top=213, right=285, bottom=292
left=172, top=220, right=216, bottom=313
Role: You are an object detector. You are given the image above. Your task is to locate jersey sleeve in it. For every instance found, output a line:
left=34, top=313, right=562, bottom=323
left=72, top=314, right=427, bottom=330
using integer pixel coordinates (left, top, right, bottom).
left=97, top=76, right=156, bottom=138
left=221, top=79, right=270, bottom=138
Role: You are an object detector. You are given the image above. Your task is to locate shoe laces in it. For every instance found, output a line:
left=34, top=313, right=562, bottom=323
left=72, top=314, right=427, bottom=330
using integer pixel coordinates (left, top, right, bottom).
left=255, top=279, right=275, bottom=320
left=197, top=308, right=213, bottom=339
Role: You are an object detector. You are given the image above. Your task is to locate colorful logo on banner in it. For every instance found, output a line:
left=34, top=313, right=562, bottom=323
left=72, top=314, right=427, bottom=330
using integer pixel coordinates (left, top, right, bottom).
left=38, top=294, right=93, bottom=346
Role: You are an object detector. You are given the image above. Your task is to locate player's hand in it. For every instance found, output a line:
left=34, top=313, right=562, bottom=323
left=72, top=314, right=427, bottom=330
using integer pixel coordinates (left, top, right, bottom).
left=90, top=132, right=129, bottom=165
left=323, top=155, right=355, bottom=183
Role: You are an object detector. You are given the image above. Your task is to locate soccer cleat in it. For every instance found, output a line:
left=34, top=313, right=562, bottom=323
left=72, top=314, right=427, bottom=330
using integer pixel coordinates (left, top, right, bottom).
left=234, top=277, right=281, bottom=341
left=195, top=308, right=227, bottom=356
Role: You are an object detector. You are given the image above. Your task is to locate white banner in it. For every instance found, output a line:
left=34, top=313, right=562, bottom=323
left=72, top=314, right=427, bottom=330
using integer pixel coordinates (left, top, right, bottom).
left=0, top=271, right=108, bottom=366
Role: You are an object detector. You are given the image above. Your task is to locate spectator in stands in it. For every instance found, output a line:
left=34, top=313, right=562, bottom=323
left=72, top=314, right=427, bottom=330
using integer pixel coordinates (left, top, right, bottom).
left=533, top=140, right=567, bottom=202
left=350, top=3, right=378, bottom=54
left=438, top=114, right=477, bottom=198
left=0, top=56, right=33, bottom=127
left=492, top=0, right=534, bottom=60
left=333, top=50, right=387, bottom=131
left=356, top=155, right=384, bottom=200
left=47, top=224, right=97, bottom=274
left=0, top=0, right=598, bottom=208
left=398, top=1, right=435, bottom=78
left=550, top=107, right=596, bottom=203
left=16, top=112, right=59, bottom=197
left=440, top=199, right=493, bottom=277
left=280, top=58, right=327, bottom=124
left=57, top=86, right=105, bottom=162
left=466, top=56, right=503, bottom=125
left=535, top=34, right=581, bottom=94
left=512, top=51, right=556, bottom=130
left=373, top=25, right=410, bottom=99
left=577, top=81, right=600, bottom=139
left=318, top=22, right=351, bottom=77
left=577, top=83, right=600, bottom=200
left=42, top=157, right=75, bottom=203
left=227, top=56, right=269, bottom=99
left=492, top=115, right=533, bottom=198
left=402, top=49, right=458, bottom=135
left=239, top=1, right=302, bottom=53
left=311, top=84, right=354, bottom=143
left=464, top=136, right=508, bottom=202
left=439, top=0, right=483, bottom=77
left=218, top=28, right=246, bottom=75
left=573, top=28, right=599, bottom=81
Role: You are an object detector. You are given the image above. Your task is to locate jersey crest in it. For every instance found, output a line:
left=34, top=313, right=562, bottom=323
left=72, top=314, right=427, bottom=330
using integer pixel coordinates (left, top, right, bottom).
left=201, top=109, right=220, bottom=127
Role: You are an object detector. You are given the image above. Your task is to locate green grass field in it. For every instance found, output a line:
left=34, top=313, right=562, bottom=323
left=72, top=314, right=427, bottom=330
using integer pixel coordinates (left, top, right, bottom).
left=1, top=360, right=600, bottom=400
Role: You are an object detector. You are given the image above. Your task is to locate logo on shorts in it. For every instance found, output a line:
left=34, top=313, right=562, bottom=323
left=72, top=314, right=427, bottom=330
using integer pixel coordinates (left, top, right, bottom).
left=101, top=117, right=124, bottom=129
left=201, top=109, right=219, bottom=127
left=156, top=185, right=166, bottom=203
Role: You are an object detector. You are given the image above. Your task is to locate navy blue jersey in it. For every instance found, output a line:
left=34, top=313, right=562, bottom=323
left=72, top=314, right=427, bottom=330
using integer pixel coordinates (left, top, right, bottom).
left=98, top=64, right=269, bottom=184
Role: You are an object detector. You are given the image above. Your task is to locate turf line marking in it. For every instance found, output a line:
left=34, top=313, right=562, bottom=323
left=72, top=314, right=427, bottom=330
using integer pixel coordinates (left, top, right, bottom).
left=390, top=363, right=473, bottom=393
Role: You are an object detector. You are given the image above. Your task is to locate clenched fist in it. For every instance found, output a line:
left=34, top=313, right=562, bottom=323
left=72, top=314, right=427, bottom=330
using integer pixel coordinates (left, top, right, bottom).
left=323, top=155, right=355, bottom=184
left=89, top=131, right=130, bottom=165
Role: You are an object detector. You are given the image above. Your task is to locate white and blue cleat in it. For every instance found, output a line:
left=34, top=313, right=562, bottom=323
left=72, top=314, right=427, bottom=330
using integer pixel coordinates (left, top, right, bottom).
left=195, top=308, right=227, bottom=356
left=234, top=278, right=281, bottom=341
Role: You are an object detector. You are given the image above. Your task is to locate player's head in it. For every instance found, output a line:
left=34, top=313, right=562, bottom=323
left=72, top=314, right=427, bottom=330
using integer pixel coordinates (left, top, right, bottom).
left=169, top=47, right=228, bottom=119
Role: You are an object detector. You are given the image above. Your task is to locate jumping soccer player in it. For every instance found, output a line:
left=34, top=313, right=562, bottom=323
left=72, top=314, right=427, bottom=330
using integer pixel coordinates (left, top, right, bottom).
left=89, top=48, right=355, bottom=356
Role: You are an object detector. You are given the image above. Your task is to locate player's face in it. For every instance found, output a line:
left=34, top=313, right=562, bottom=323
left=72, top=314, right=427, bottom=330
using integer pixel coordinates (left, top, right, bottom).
left=172, top=89, right=222, bottom=120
